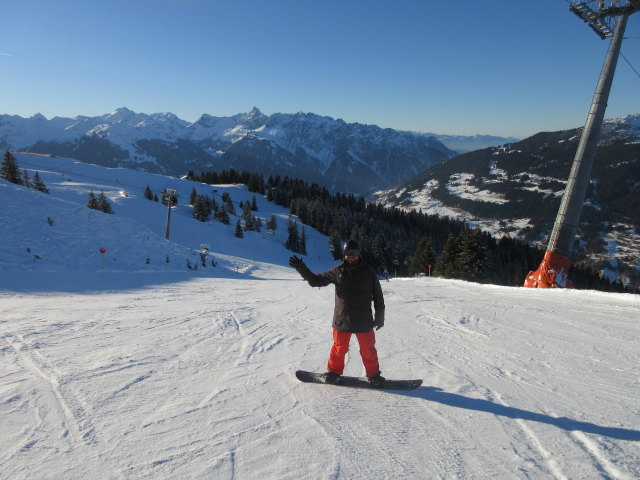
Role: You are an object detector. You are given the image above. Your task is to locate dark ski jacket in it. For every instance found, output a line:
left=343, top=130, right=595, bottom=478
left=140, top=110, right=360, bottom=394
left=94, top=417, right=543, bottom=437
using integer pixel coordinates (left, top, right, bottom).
left=295, top=260, right=385, bottom=333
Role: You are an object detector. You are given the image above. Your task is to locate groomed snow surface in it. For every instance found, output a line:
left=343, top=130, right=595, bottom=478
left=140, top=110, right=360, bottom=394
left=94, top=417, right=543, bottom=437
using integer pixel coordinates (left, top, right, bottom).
left=1, top=154, right=639, bottom=479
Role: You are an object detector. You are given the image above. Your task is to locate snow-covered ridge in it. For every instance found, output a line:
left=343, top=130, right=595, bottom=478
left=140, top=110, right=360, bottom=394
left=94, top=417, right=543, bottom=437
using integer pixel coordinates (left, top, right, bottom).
left=602, top=113, right=640, bottom=141
left=0, top=107, right=511, bottom=194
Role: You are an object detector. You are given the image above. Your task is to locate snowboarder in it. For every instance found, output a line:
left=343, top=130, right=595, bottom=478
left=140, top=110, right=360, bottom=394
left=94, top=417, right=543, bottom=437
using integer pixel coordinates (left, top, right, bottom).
left=289, top=239, right=386, bottom=387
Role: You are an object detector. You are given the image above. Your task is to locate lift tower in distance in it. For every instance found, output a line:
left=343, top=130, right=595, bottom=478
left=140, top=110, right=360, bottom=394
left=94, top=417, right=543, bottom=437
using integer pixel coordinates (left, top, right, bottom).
left=524, top=1, right=639, bottom=288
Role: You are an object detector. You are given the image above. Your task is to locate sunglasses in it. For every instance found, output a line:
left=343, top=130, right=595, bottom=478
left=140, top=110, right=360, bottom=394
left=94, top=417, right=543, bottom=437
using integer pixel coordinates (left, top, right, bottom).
left=344, top=249, right=360, bottom=257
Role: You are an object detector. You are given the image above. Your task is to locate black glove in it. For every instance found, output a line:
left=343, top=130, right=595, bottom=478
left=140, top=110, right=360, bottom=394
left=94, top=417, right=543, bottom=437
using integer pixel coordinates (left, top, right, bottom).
left=289, top=255, right=303, bottom=268
left=374, top=310, right=385, bottom=330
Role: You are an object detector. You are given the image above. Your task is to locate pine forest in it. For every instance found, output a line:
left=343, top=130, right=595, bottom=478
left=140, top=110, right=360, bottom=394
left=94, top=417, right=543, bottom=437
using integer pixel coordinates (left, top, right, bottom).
left=189, top=169, right=630, bottom=293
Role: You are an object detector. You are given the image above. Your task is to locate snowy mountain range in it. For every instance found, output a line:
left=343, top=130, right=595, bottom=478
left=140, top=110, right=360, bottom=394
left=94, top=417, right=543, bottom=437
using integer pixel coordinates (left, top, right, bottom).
left=1, top=153, right=638, bottom=479
left=373, top=114, right=640, bottom=288
left=0, top=108, right=517, bottom=194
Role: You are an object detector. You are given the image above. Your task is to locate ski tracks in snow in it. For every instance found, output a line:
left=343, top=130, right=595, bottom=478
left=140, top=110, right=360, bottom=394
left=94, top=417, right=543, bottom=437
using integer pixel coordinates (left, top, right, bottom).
left=385, top=280, right=639, bottom=479
left=1, top=275, right=638, bottom=479
left=2, top=333, right=99, bottom=444
left=297, top=386, right=477, bottom=479
left=104, top=277, right=324, bottom=479
left=0, top=331, right=101, bottom=478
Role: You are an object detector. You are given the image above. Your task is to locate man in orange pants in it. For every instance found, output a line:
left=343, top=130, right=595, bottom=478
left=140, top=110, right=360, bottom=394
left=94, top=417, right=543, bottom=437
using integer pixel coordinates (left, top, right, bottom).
left=289, top=239, right=386, bottom=387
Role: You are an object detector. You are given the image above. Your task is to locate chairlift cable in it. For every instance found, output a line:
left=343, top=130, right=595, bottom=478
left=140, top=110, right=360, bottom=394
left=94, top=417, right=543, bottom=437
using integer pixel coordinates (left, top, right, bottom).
left=620, top=50, right=640, bottom=79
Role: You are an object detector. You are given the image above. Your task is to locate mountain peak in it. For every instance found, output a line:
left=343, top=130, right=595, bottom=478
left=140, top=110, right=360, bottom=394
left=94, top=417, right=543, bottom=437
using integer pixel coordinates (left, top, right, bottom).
left=112, top=107, right=135, bottom=115
left=106, top=107, right=137, bottom=121
left=603, top=114, right=640, bottom=140
left=231, top=107, right=268, bottom=129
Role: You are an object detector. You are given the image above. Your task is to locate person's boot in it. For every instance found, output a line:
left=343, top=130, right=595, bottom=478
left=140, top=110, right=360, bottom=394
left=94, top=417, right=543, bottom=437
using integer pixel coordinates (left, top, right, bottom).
left=368, top=372, right=386, bottom=388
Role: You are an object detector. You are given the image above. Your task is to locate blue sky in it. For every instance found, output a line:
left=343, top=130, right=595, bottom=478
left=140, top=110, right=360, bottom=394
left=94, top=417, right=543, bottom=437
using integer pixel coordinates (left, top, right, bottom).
left=2, top=0, right=639, bottom=138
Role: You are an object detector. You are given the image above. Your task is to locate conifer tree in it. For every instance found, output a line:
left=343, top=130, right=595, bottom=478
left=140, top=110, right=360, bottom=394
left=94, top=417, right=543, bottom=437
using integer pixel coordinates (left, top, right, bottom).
left=1, top=151, right=22, bottom=185
left=97, top=191, right=113, bottom=214
left=267, top=214, right=277, bottom=232
left=87, top=191, right=99, bottom=210
left=332, top=212, right=347, bottom=240
left=224, top=194, right=236, bottom=215
left=214, top=205, right=230, bottom=224
left=235, top=219, right=244, bottom=238
left=434, top=235, right=461, bottom=278
left=371, top=234, right=386, bottom=267
left=286, top=217, right=300, bottom=252
left=32, top=172, right=49, bottom=194
left=329, top=232, right=342, bottom=260
left=458, top=230, right=488, bottom=282
left=299, top=225, right=307, bottom=255
left=333, top=211, right=347, bottom=238
left=251, top=194, right=258, bottom=211
left=22, top=170, right=31, bottom=188
left=242, top=201, right=254, bottom=230
left=144, top=185, right=153, bottom=200
left=409, top=237, right=435, bottom=277
left=192, top=194, right=211, bottom=222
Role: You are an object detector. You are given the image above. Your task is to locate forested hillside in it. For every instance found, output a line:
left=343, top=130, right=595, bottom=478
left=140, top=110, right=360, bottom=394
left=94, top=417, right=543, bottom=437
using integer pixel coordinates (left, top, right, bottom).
left=191, top=169, right=631, bottom=292
left=374, top=115, right=640, bottom=289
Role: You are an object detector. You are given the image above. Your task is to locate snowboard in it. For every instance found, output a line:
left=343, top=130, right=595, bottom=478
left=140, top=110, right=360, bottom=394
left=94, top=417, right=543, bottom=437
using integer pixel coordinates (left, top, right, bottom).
left=295, top=370, right=422, bottom=390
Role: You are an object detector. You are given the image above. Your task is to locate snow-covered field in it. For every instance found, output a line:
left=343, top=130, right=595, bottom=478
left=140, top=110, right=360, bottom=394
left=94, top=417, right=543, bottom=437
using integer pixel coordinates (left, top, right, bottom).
left=1, top=154, right=639, bottom=479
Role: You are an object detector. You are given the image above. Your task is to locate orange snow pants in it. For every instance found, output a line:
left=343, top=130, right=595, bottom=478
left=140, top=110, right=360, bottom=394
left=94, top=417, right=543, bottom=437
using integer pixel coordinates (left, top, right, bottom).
left=327, top=328, right=380, bottom=378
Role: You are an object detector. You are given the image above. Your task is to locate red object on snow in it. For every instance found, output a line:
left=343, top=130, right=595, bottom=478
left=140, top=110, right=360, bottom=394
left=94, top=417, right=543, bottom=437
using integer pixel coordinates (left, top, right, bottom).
left=524, top=251, right=574, bottom=289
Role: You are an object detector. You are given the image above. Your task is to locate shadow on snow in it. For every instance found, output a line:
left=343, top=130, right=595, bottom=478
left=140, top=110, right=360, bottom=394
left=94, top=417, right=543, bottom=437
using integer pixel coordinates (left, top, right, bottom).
left=400, top=387, right=639, bottom=442
left=0, top=270, right=286, bottom=294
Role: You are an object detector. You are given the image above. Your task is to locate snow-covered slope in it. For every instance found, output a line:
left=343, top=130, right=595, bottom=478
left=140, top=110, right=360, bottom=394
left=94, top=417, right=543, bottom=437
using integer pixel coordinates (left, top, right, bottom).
left=0, top=152, right=333, bottom=276
left=1, top=154, right=638, bottom=479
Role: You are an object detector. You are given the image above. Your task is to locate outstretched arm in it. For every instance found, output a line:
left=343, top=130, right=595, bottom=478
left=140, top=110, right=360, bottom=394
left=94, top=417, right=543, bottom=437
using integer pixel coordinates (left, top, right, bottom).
left=289, top=256, right=333, bottom=288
